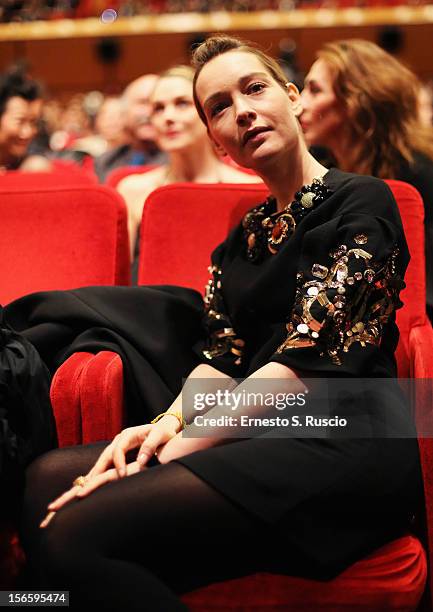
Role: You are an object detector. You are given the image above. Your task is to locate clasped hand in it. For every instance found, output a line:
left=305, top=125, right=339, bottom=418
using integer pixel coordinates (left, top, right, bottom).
left=40, top=419, right=179, bottom=528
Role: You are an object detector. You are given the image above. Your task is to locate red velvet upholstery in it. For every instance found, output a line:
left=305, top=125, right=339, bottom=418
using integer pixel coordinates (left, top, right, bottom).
left=105, top=165, right=159, bottom=189
left=51, top=158, right=97, bottom=181
left=183, top=535, right=426, bottom=612
left=0, top=185, right=130, bottom=304
left=385, top=181, right=428, bottom=377
left=51, top=351, right=125, bottom=447
left=139, top=183, right=270, bottom=290
left=0, top=168, right=97, bottom=188
left=50, top=352, right=94, bottom=448
left=80, top=351, right=125, bottom=444
left=44, top=181, right=433, bottom=609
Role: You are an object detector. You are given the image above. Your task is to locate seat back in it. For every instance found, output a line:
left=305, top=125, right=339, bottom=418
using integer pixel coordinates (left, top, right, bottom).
left=106, top=165, right=159, bottom=189
left=138, top=183, right=269, bottom=290
left=0, top=168, right=98, bottom=188
left=384, top=180, right=427, bottom=377
left=0, top=185, right=130, bottom=304
left=385, top=181, right=433, bottom=609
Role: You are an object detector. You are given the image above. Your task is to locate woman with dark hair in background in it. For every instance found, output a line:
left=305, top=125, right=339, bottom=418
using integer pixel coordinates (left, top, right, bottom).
left=13, top=35, right=421, bottom=611
left=0, top=68, right=50, bottom=172
left=300, top=39, right=433, bottom=320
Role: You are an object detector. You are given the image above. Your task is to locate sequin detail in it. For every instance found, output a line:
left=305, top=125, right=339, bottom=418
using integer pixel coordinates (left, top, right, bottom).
left=202, top=265, right=245, bottom=366
left=243, top=177, right=332, bottom=262
left=354, top=233, right=368, bottom=245
left=276, top=239, right=404, bottom=365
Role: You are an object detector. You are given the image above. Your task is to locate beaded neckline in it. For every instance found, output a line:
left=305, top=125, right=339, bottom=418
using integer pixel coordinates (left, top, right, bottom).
left=242, top=174, right=333, bottom=262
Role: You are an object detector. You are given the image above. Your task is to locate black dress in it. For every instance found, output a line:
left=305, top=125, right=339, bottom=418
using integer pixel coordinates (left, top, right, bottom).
left=5, top=167, right=422, bottom=581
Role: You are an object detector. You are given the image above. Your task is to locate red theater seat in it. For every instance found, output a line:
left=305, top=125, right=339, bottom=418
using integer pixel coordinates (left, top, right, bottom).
left=183, top=535, right=426, bottom=611
left=0, top=182, right=131, bottom=587
left=105, top=165, right=159, bottom=189
left=0, top=167, right=97, bottom=189
left=139, top=182, right=269, bottom=289
left=0, top=184, right=130, bottom=305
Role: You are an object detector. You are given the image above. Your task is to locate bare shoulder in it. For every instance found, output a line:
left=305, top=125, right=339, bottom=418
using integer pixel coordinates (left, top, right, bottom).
left=117, top=166, right=166, bottom=196
left=219, top=164, right=263, bottom=184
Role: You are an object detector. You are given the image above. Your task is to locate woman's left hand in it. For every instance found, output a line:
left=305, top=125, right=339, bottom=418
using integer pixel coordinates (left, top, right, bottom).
left=39, top=460, right=142, bottom=528
left=40, top=434, right=222, bottom=528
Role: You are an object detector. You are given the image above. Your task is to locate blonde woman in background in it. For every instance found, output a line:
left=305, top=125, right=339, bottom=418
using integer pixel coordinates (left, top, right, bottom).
left=117, top=65, right=262, bottom=273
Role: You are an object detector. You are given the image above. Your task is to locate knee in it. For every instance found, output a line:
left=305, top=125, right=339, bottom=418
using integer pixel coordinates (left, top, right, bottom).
left=26, top=448, right=68, bottom=483
left=24, top=447, right=78, bottom=504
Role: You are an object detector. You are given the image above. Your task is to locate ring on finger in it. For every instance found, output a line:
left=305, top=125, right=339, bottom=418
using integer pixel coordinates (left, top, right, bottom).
left=73, top=475, right=87, bottom=488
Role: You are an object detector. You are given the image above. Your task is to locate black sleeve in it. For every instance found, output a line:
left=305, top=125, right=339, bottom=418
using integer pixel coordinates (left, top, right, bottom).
left=268, top=211, right=408, bottom=376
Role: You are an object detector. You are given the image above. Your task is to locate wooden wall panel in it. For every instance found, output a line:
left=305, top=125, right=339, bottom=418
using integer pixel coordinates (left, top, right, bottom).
left=0, top=40, right=24, bottom=71
left=1, top=22, right=432, bottom=98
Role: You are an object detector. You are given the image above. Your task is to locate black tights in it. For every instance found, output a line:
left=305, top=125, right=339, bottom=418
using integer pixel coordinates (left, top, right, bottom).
left=19, top=443, right=273, bottom=611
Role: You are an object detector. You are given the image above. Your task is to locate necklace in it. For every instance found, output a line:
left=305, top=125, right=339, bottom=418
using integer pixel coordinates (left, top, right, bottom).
left=242, top=176, right=332, bottom=262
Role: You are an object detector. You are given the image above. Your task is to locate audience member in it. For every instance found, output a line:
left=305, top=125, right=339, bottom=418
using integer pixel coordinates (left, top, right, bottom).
left=1, top=0, right=429, bottom=21
left=300, top=39, right=433, bottom=321
left=0, top=68, right=49, bottom=172
left=94, top=96, right=127, bottom=151
left=94, top=75, right=167, bottom=182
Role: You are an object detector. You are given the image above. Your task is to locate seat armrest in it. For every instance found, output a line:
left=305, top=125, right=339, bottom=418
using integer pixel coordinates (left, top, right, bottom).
left=50, top=352, right=94, bottom=447
left=80, top=351, right=125, bottom=444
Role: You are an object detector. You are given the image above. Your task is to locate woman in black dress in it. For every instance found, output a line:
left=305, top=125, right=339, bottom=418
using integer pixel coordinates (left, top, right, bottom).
left=16, top=35, right=422, bottom=610
left=300, top=39, right=433, bottom=321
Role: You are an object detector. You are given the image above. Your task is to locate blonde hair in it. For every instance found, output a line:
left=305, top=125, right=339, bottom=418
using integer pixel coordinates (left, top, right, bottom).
left=317, top=39, right=433, bottom=177
left=158, top=65, right=194, bottom=82
left=149, top=65, right=195, bottom=105
left=191, top=34, right=288, bottom=125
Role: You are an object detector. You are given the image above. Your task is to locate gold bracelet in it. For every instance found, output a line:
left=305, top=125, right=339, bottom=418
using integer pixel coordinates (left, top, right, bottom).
left=150, top=411, right=186, bottom=431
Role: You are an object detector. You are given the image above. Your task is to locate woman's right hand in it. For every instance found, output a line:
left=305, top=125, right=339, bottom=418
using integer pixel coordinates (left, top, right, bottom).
left=86, top=418, right=179, bottom=480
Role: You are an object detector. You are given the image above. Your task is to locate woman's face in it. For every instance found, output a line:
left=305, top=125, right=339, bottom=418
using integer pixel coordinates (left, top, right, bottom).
left=195, top=51, right=302, bottom=170
left=300, top=59, right=346, bottom=149
left=150, top=76, right=207, bottom=152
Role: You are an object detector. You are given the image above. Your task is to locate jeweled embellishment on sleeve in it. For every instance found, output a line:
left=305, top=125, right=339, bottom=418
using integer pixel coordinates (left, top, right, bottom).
left=202, top=265, right=245, bottom=366
left=354, top=233, right=368, bottom=245
left=276, top=237, right=404, bottom=365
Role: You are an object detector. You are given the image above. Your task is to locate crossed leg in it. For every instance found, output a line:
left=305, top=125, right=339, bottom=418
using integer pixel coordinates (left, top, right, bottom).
left=19, top=443, right=272, bottom=611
